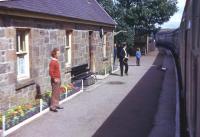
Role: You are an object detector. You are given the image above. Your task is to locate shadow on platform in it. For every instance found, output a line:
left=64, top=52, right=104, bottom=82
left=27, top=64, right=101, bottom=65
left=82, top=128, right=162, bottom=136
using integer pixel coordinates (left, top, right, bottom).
left=92, top=53, right=165, bottom=137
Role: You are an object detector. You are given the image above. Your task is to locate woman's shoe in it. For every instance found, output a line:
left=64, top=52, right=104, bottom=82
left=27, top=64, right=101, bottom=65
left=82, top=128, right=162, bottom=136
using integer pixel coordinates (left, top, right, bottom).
left=56, top=106, right=64, bottom=109
left=50, top=108, right=58, bottom=112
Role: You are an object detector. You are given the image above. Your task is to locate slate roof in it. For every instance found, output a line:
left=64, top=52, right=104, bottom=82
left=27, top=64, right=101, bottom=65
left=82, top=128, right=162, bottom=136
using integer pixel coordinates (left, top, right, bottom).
left=0, top=0, right=116, bottom=26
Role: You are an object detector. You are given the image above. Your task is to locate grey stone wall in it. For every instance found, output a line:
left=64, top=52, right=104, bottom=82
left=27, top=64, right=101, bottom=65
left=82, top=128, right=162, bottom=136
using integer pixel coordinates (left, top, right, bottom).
left=30, top=29, right=67, bottom=92
left=0, top=27, right=18, bottom=111
left=71, top=30, right=89, bottom=67
left=90, top=31, right=113, bottom=74
left=0, top=21, right=69, bottom=111
left=0, top=16, right=114, bottom=112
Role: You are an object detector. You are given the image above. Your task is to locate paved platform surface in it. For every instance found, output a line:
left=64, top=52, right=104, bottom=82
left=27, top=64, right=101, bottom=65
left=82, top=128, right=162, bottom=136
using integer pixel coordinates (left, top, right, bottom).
left=7, top=49, right=177, bottom=137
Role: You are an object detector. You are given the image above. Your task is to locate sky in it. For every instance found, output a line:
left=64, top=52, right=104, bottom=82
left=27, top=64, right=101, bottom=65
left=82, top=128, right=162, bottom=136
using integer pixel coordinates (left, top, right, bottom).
left=161, top=0, right=186, bottom=29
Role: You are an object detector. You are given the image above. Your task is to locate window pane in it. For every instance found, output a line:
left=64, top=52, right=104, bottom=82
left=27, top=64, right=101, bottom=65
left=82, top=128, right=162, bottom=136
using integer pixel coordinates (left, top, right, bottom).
left=17, top=55, right=26, bottom=75
left=65, top=49, right=69, bottom=63
left=104, top=35, right=106, bottom=45
left=65, top=32, right=72, bottom=65
left=66, top=36, right=69, bottom=46
left=17, top=31, right=27, bottom=52
left=21, top=33, right=26, bottom=51
left=64, top=34, right=69, bottom=47
left=16, top=34, right=20, bottom=52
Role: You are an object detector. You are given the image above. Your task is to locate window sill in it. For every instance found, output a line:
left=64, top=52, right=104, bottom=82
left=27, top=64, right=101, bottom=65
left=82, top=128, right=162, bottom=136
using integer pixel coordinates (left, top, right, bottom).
left=16, top=79, right=35, bottom=90
left=65, top=63, right=71, bottom=68
left=103, top=57, right=108, bottom=61
left=65, top=65, right=72, bottom=74
left=65, top=46, right=70, bottom=49
left=16, top=51, right=27, bottom=55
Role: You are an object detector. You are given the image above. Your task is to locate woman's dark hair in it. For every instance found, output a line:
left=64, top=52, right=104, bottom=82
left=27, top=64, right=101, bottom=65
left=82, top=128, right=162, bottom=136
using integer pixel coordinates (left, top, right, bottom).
left=51, top=48, right=59, bottom=58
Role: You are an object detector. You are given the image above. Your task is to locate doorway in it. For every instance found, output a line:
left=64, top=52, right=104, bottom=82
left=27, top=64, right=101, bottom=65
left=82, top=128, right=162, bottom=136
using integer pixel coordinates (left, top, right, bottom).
left=89, top=31, right=95, bottom=72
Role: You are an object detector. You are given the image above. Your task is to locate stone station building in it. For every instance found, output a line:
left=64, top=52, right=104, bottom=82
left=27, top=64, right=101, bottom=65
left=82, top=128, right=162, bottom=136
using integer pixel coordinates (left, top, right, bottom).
left=0, top=0, right=116, bottom=111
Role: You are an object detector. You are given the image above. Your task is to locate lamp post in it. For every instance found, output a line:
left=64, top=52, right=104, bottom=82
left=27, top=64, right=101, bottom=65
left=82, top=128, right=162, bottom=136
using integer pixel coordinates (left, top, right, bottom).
left=114, top=30, right=127, bottom=36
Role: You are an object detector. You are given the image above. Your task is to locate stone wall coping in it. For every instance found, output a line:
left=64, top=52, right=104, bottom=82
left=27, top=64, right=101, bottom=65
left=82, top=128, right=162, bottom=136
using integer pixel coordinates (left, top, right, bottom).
left=102, top=57, right=108, bottom=61
left=15, top=79, right=35, bottom=91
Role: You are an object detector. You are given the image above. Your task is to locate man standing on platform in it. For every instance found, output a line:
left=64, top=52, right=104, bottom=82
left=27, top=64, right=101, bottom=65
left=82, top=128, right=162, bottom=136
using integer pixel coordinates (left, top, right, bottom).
left=119, top=42, right=128, bottom=76
left=49, top=48, right=64, bottom=112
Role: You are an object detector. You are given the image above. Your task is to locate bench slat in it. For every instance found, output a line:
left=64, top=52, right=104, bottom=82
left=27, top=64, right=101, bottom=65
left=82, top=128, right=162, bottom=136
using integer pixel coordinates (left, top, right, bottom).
left=71, top=64, right=95, bottom=82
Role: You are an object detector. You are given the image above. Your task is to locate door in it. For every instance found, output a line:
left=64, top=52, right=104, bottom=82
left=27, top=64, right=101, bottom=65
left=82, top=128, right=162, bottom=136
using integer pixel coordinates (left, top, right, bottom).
left=89, top=31, right=95, bottom=72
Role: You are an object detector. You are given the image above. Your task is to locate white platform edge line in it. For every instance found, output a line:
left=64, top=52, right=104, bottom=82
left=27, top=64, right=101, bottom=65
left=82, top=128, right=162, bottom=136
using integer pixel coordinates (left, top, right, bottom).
left=59, top=90, right=83, bottom=104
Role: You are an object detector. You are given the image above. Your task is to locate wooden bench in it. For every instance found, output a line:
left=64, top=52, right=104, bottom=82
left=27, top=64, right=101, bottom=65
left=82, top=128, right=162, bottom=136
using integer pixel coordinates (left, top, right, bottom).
left=71, top=64, right=96, bottom=85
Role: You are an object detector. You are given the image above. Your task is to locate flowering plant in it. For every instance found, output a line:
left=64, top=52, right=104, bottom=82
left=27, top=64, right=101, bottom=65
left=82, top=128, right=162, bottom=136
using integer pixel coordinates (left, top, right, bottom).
left=4, top=100, right=40, bottom=130
left=0, top=83, right=81, bottom=130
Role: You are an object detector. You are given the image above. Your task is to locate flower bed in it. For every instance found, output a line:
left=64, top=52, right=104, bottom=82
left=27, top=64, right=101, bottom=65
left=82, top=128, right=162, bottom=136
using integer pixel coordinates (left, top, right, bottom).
left=42, top=91, right=51, bottom=110
left=61, top=82, right=82, bottom=97
left=4, top=101, right=40, bottom=130
left=1, top=82, right=82, bottom=132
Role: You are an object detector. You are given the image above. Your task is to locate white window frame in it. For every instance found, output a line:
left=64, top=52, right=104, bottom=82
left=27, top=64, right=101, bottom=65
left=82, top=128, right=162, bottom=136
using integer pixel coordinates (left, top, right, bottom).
left=64, top=31, right=72, bottom=67
left=16, top=29, right=30, bottom=80
left=103, top=33, right=107, bottom=58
